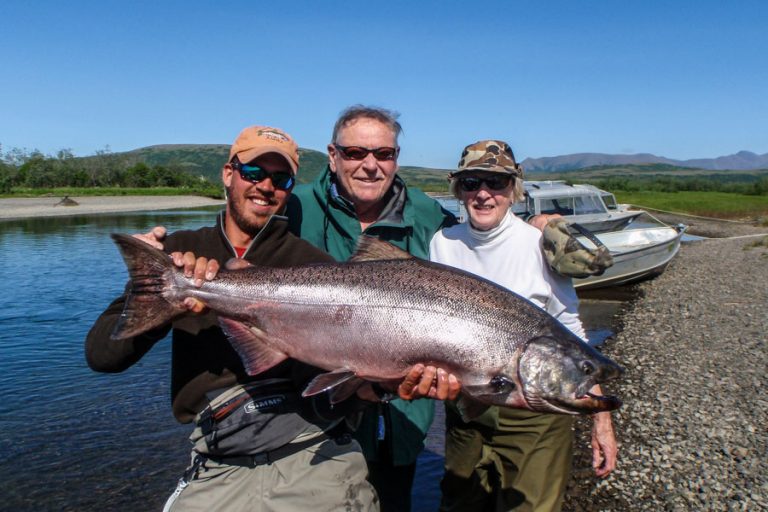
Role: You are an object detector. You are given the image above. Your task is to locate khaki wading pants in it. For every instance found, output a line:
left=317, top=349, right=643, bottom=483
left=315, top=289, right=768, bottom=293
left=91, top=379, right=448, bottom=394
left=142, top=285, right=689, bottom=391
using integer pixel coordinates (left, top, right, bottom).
left=440, top=408, right=574, bottom=512
left=164, top=436, right=378, bottom=512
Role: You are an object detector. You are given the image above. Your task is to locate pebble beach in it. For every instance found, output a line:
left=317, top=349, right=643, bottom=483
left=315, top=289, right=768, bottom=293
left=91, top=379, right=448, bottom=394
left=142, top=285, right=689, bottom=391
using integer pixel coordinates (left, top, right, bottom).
left=565, top=215, right=768, bottom=511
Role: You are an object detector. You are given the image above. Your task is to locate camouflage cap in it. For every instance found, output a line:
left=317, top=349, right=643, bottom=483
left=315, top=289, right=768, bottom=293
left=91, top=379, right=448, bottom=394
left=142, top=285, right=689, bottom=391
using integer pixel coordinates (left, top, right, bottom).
left=453, top=140, right=523, bottom=177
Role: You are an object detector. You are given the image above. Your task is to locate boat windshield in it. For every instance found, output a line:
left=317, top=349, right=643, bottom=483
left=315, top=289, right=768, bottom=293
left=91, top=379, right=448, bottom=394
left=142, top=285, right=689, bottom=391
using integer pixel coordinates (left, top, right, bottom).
left=601, top=193, right=618, bottom=210
left=574, top=195, right=607, bottom=214
left=539, top=197, right=571, bottom=215
left=538, top=195, right=606, bottom=216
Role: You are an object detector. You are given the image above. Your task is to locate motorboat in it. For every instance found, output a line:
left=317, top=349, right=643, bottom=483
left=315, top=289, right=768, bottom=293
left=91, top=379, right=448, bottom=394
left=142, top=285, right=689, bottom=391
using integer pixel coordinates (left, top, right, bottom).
left=513, top=181, right=643, bottom=233
left=573, top=223, right=686, bottom=290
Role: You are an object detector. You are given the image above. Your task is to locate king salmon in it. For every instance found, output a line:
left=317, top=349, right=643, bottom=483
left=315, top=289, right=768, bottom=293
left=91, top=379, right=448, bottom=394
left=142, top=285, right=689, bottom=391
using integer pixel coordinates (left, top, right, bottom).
left=110, top=233, right=623, bottom=417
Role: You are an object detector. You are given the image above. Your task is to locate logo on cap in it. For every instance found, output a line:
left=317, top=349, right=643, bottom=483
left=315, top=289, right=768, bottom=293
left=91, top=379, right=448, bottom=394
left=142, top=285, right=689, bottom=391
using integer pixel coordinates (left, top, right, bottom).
left=257, top=128, right=290, bottom=144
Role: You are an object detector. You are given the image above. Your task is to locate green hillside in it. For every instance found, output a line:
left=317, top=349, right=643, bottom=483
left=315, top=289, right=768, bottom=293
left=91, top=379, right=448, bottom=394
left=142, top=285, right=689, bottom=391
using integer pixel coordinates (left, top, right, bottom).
left=527, top=163, right=768, bottom=180
left=127, top=144, right=229, bottom=179
left=100, top=147, right=768, bottom=195
left=6, top=142, right=765, bottom=195
left=398, top=166, right=452, bottom=193
left=526, top=164, right=768, bottom=197
left=126, top=144, right=329, bottom=185
left=118, top=145, right=453, bottom=190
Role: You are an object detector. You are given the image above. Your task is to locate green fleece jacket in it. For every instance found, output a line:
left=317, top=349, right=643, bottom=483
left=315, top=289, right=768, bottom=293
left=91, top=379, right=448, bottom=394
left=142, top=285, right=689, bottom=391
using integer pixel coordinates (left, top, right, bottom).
left=286, top=166, right=456, bottom=465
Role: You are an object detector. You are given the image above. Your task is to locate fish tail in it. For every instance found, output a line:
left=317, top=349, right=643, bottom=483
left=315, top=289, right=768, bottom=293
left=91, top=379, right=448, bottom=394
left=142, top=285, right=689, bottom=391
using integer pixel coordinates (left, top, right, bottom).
left=109, top=233, right=186, bottom=340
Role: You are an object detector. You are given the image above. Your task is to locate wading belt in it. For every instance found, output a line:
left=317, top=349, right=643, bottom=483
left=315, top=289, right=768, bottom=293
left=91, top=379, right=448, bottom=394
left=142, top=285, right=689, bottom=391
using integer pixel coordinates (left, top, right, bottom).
left=201, top=422, right=352, bottom=468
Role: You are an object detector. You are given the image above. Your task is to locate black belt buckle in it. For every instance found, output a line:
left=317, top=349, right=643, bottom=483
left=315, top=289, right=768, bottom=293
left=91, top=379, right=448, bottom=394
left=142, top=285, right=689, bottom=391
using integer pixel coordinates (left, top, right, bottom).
left=248, top=452, right=270, bottom=466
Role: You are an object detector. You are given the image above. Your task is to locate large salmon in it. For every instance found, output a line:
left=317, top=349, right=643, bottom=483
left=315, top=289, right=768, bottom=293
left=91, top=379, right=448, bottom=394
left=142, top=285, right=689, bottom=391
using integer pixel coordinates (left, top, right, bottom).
left=110, top=233, right=622, bottom=417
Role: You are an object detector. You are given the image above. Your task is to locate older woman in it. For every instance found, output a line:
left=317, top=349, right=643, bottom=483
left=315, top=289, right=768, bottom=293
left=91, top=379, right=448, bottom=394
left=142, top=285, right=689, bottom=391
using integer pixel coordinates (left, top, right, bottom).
left=430, top=140, right=617, bottom=512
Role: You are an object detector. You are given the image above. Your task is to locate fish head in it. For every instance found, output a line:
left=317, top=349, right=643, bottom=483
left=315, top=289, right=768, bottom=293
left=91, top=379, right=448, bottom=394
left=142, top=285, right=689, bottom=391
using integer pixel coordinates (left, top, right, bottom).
left=515, top=334, right=623, bottom=414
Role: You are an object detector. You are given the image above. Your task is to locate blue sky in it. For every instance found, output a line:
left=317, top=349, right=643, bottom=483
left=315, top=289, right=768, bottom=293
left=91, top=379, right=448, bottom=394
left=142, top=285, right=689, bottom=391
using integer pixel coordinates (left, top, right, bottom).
left=1, top=1, right=766, bottom=168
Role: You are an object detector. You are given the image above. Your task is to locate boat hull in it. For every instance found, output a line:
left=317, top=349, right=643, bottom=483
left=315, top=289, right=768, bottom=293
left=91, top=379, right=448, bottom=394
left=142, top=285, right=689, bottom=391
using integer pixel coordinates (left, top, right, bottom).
left=574, top=226, right=685, bottom=290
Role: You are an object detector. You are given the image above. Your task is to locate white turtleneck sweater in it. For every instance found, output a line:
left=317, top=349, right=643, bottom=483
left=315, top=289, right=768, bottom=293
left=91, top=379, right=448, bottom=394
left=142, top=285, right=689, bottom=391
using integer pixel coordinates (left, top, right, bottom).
left=429, top=210, right=585, bottom=340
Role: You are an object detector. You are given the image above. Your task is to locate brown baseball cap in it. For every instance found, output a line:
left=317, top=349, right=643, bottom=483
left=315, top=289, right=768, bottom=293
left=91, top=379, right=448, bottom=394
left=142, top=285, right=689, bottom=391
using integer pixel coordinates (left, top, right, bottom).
left=453, top=140, right=523, bottom=178
left=228, top=126, right=299, bottom=173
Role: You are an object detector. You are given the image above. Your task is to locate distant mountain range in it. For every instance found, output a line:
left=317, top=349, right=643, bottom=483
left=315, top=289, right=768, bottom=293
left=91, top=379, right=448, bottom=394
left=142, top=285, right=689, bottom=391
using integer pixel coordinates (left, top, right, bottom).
left=521, top=151, right=768, bottom=172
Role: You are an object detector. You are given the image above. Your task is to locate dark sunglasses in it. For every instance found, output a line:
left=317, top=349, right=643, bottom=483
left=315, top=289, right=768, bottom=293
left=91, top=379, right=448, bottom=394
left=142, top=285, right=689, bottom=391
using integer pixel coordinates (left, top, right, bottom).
left=333, top=144, right=399, bottom=161
left=457, top=175, right=513, bottom=192
left=231, top=160, right=295, bottom=190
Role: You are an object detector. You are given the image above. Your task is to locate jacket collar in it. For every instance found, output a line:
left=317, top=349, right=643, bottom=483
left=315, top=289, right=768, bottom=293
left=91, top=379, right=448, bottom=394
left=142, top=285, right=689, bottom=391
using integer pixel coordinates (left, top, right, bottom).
left=216, top=211, right=289, bottom=258
left=314, top=166, right=409, bottom=228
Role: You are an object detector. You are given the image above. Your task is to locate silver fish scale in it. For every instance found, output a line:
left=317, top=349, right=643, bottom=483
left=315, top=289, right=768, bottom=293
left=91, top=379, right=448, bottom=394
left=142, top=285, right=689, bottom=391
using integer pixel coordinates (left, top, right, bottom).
left=187, top=257, right=561, bottom=382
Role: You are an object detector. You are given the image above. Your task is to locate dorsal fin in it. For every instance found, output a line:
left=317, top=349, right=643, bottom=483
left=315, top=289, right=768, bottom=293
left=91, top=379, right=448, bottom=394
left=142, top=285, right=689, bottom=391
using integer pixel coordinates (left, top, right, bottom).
left=350, top=235, right=414, bottom=262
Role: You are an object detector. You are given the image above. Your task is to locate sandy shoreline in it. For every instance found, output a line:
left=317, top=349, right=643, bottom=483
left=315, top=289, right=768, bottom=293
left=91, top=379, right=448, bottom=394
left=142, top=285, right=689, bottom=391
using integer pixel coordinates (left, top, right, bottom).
left=0, top=195, right=225, bottom=221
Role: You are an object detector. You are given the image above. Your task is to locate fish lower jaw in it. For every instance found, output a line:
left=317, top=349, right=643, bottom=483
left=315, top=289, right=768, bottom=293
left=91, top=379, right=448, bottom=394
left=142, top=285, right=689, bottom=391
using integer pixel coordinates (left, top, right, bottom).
left=525, top=394, right=581, bottom=415
left=580, top=391, right=622, bottom=411
left=523, top=391, right=621, bottom=415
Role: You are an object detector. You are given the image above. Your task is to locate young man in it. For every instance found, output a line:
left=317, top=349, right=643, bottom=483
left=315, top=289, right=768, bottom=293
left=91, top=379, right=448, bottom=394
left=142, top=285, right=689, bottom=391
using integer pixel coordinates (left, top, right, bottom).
left=87, top=126, right=382, bottom=511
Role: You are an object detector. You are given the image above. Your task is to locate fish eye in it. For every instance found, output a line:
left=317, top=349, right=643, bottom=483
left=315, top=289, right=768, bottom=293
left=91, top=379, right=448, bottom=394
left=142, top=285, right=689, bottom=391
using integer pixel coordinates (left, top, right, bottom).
left=581, top=361, right=596, bottom=375
left=491, top=375, right=516, bottom=393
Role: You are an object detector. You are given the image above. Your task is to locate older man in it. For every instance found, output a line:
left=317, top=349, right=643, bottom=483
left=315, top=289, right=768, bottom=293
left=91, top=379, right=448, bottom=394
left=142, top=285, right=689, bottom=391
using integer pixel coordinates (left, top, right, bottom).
left=287, top=105, right=459, bottom=511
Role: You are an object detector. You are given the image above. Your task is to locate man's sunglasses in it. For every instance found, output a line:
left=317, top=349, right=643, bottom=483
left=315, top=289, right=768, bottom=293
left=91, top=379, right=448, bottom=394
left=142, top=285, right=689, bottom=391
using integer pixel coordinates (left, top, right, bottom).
left=333, top=144, right=399, bottom=161
left=457, top=175, right=513, bottom=192
left=231, top=160, right=295, bottom=190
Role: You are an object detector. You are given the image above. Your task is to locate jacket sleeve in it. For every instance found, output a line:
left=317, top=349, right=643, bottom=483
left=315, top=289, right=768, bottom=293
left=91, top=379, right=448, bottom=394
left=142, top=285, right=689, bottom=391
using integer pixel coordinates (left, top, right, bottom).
left=84, top=289, right=171, bottom=373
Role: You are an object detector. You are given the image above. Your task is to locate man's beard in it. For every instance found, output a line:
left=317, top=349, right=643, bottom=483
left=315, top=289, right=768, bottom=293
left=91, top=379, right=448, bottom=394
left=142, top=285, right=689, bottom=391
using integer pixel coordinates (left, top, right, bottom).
left=227, top=189, right=266, bottom=238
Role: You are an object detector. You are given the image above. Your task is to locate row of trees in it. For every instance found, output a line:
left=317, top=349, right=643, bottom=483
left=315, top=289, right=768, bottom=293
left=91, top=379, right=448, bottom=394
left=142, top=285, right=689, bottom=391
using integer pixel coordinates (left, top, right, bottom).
left=0, top=146, right=219, bottom=194
left=585, top=175, right=768, bottom=196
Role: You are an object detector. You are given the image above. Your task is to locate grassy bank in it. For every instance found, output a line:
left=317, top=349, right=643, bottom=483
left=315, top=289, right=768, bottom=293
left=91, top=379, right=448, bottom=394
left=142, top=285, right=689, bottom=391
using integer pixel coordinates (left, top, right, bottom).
left=616, top=191, right=768, bottom=220
left=1, top=186, right=223, bottom=199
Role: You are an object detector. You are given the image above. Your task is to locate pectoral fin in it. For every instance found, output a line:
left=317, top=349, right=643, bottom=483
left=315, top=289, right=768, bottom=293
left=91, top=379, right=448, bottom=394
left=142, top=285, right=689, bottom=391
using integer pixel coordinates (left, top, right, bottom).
left=327, top=376, right=367, bottom=404
left=302, top=369, right=360, bottom=399
left=219, top=317, right=288, bottom=376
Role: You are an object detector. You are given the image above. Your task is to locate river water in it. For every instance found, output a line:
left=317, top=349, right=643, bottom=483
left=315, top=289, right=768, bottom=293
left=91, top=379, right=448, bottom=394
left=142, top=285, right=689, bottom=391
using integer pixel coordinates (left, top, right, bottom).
left=0, top=207, right=626, bottom=511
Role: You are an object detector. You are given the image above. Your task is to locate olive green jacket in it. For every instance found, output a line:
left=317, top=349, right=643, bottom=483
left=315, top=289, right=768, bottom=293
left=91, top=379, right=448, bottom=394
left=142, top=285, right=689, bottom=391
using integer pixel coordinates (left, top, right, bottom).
left=286, top=166, right=456, bottom=465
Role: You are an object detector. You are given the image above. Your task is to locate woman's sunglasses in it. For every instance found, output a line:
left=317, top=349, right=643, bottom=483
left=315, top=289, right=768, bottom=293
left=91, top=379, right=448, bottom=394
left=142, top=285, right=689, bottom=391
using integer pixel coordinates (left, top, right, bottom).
left=231, top=160, right=295, bottom=190
left=333, top=144, right=399, bottom=161
left=457, top=175, right=513, bottom=192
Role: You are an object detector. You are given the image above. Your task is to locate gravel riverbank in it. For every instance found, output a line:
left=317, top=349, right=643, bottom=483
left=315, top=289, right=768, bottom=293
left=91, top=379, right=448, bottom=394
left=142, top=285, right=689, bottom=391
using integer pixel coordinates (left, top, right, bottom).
left=564, top=217, right=768, bottom=511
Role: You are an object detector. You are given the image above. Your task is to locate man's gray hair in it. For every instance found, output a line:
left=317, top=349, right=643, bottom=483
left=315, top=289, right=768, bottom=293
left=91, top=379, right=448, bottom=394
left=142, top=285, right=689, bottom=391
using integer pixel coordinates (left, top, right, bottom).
left=331, top=105, right=403, bottom=143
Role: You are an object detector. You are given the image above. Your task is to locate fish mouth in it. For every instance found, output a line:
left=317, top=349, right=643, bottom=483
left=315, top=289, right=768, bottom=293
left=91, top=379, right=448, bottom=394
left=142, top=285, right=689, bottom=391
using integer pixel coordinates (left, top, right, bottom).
left=574, top=390, right=622, bottom=411
left=518, top=334, right=624, bottom=415
left=526, top=389, right=622, bottom=415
